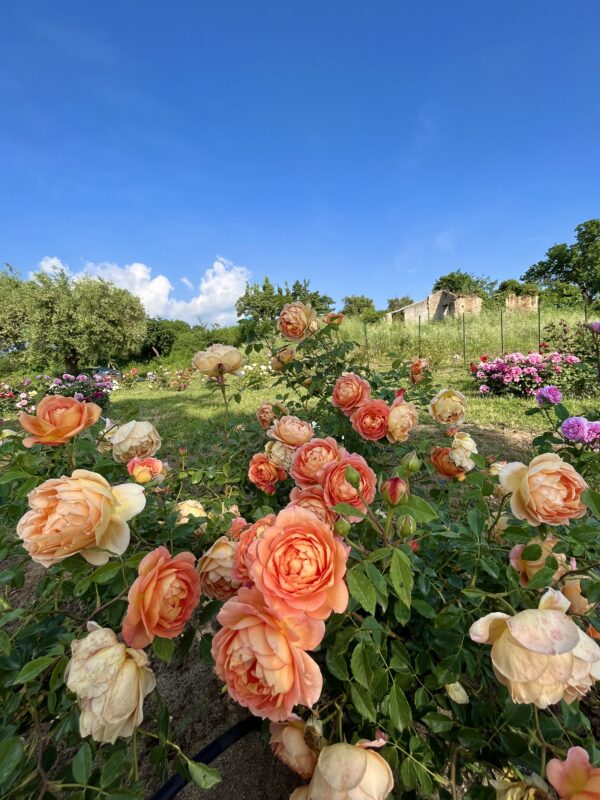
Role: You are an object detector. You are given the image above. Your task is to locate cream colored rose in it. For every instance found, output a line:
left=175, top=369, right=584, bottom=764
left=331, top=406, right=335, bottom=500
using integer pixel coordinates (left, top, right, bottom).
left=96, top=419, right=120, bottom=454
left=386, top=399, right=418, bottom=443
left=490, top=514, right=510, bottom=543
left=267, top=416, right=314, bottom=447
left=110, top=420, right=161, bottom=463
left=196, top=536, right=240, bottom=600
left=192, top=343, right=244, bottom=377
left=489, top=460, right=508, bottom=477
left=269, top=716, right=318, bottom=780
left=65, top=623, right=155, bottom=744
left=563, top=576, right=594, bottom=616
left=469, top=590, right=600, bottom=708
left=428, top=389, right=466, bottom=425
left=265, top=440, right=295, bottom=471
left=490, top=772, right=551, bottom=800
left=176, top=499, right=208, bottom=526
left=500, top=454, right=588, bottom=527
left=451, top=432, right=478, bottom=471
left=17, top=469, right=145, bottom=567
left=305, top=743, right=394, bottom=800
left=289, top=789, right=310, bottom=800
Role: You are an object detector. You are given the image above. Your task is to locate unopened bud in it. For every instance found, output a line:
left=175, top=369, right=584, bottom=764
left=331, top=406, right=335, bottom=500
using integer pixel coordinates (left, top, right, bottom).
left=345, top=466, right=361, bottom=489
left=401, top=451, right=421, bottom=475
left=334, top=516, right=351, bottom=537
left=398, top=515, right=417, bottom=537
left=380, top=477, right=409, bottom=506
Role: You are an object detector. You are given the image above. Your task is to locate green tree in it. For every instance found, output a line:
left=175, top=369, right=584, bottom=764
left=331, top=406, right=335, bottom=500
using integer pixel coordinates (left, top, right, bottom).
left=26, top=270, right=147, bottom=373
left=341, top=295, right=376, bottom=316
left=387, top=295, right=414, bottom=311
left=541, top=281, right=584, bottom=308
left=0, top=265, right=30, bottom=351
left=139, top=319, right=178, bottom=360
left=236, top=278, right=334, bottom=338
left=497, top=279, right=539, bottom=297
left=432, top=270, right=497, bottom=297
left=522, top=219, right=600, bottom=305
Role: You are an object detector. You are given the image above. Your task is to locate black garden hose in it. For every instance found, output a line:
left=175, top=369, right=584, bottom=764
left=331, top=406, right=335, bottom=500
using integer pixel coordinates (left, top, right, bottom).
left=149, top=716, right=262, bottom=800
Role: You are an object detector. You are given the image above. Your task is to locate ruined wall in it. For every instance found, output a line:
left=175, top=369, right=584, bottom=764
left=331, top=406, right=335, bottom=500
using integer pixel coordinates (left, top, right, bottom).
left=399, top=298, right=429, bottom=324
left=453, top=295, right=483, bottom=316
left=505, top=294, right=538, bottom=312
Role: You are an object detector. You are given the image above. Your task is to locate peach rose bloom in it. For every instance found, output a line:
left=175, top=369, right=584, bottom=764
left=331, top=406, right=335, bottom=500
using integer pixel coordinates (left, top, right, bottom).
left=469, top=589, right=600, bottom=708
left=562, top=577, right=593, bottom=616
left=271, top=346, right=296, bottom=372
left=350, top=399, right=390, bottom=441
left=268, top=416, right=314, bottom=447
left=212, top=586, right=324, bottom=721
left=121, top=546, right=201, bottom=648
left=19, top=395, right=101, bottom=448
left=489, top=460, right=508, bottom=477
left=227, top=516, right=250, bottom=540
left=386, top=398, right=418, bottom=443
left=192, top=343, right=244, bottom=376
left=290, top=790, right=310, bottom=800
left=306, top=743, right=394, bottom=800
left=409, top=357, right=429, bottom=385
left=265, top=440, right=296, bottom=471
left=127, top=456, right=167, bottom=484
left=490, top=773, right=551, bottom=800
left=490, top=513, right=510, bottom=543
left=248, top=452, right=287, bottom=495
left=65, top=623, right=155, bottom=744
left=17, top=469, right=145, bottom=567
left=430, top=446, right=466, bottom=481
left=288, top=486, right=337, bottom=527
left=500, top=454, right=588, bottom=527
left=547, top=746, right=600, bottom=800
left=256, top=401, right=289, bottom=430
left=110, top=420, right=161, bottom=463
left=291, top=437, right=345, bottom=488
left=320, top=453, right=377, bottom=523
left=428, top=388, right=466, bottom=425
left=176, top=499, right=208, bottom=527
left=331, top=373, right=371, bottom=416
left=250, top=506, right=349, bottom=620
left=232, top=514, right=276, bottom=584
left=278, top=302, right=319, bottom=342
left=269, top=715, right=318, bottom=780
left=509, top=537, right=572, bottom=588
left=324, top=312, right=344, bottom=326
left=196, top=536, right=240, bottom=600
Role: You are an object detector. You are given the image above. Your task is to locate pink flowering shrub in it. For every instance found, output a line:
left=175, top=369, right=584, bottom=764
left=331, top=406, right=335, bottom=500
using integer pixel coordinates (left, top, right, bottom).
left=470, top=350, right=581, bottom=397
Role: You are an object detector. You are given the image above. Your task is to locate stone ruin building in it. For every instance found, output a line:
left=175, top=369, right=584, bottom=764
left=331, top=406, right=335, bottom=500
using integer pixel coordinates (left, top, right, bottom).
left=385, top=290, right=538, bottom=324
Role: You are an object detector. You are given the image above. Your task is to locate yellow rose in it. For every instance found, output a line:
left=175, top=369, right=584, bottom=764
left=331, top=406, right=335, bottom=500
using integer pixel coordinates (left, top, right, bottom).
left=110, top=420, right=161, bottom=463
left=192, top=343, right=244, bottom=377
left=65, top=623, right=155, bottom=743
left=428, top=389, right=466, bottom=425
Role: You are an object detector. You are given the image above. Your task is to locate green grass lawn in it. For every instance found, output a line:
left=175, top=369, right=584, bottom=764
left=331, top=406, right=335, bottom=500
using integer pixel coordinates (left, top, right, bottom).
left=109, top=368, right=598, bottom=460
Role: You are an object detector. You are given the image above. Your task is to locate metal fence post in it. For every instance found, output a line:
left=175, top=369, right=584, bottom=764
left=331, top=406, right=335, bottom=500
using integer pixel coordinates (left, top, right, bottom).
left=500, top=309, right=504, bottom=354
left=537, top=297, right=542, bottom=352
left=462, top=312, right=466, bottom=365
left=418, top=316, right=422, bottom=358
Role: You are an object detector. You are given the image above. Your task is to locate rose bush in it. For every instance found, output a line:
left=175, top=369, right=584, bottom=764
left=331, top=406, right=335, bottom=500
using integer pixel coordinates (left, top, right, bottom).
left=0, top=305, right=600, bottom=799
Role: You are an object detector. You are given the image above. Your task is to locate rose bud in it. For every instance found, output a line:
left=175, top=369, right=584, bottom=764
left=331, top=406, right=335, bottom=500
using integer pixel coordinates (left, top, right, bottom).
left=401, top=451, right=421, bottom=474
left=345, top=465, right=362, bottom=489
left=380, top=477, right=409, bottom=506
left=334, top=517, right=351, bottom=537
left=398, top=515, right=417, bottom=537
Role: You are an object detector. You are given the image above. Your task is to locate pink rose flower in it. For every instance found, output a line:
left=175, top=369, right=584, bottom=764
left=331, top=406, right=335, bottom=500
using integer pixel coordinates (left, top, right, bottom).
left=547, top=746, right=600, bottom=799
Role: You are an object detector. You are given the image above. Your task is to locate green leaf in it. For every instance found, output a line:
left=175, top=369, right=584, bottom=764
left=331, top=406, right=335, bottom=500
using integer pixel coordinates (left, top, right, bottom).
left=152, top=637, right=174, bottom=663
left=401, top=495, right=438, bottom=523
left=350, top=643, right=373, bottom=689
left=583, top=488, right=600, bottom=518
left=347, top=569, right=376, bottom=615
left=91, top=562, right=123, bottom=584
left=100, top=750, right=127, bottom=788
left=0, top=737, right=24, bottom=790
left=14, top=655, right=55, bottom=683
left=389, top=682, right=412, bottom=732
left=0, top=629, right=10, bottom=656
left=72, top=743, right=92, bottom=784
left=389, top=550, right=413, bottom=608
left=325, top=649, right=349, bottom=681
left=350, top=683, right=377, bottom=722
left=521, top=543, right=542, bottom=560
left=411, top=598, right=436, bottom=619
left=526, top=566, right=556, bottom=590
left=187, top=761, right=221, bottom=789
left=331, top=503, right=365, bottom=519
left=422, top=712, right=455, bottom=733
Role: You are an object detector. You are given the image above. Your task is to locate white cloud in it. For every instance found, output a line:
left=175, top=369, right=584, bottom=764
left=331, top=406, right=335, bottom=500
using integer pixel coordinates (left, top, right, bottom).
left=35, top=255, right=250, bottom=326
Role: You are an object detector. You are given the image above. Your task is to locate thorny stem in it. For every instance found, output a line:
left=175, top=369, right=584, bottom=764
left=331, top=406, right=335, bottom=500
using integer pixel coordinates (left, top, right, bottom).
left=534, top=707, right=548, bottom=776
left=219, top=379, right=229, bottom=442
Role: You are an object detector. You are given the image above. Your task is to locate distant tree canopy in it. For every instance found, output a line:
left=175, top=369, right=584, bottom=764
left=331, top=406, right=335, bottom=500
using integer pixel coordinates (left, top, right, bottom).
left=0, top=265, right=29, bottom=351
left=541, top=281, right=584, bottom=308
left=497, top=279, right=538, bottom=297
left=138, top=319, right=180, bottom=360
left=432, top=270, right=497, bottom=297
left=387, top=295, right=414, bottom=312
left=24, top=270, right=147, bottom=373
left=341, top=295, right=376, bottom=316
left=522, top=219, right=600, bottom=305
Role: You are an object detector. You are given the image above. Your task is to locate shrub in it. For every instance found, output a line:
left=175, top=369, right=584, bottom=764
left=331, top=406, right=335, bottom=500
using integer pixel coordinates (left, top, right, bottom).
left=470, top=351, right=583, bottom=398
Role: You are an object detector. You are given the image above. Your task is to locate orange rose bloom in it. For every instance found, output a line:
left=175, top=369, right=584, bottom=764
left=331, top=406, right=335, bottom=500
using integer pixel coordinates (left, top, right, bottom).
left=17, top=469, right=145, bottom=567
left=212, top=586, right=324, bottom=721
left=320, top=454, right=376, bottom=522
left=430, top=446, right=466, bottom=481
left=250, top=507, right=349, bottom=620
left=500, top=454, right=588, bottom=527
left=409, top=357, right=429, bottom=385
left=350, top=399, right=390, bottom=441
left=268, top=416, right=314, bottom=447
left=288, top=486, right=337, bottom=527
left=126, top=457, right=167, bottom=484
left=324, top=312, right=344, bottom=326
left=19, top=395, right=101, bottom=448
left=248, top=453, right=287, bottom=495
left=232, top=513, right=276, bottom=585
left=278, top=302, right=318, bottom=342
left=196, top=536, right=240, bottom=600
left=121, top=546, right=201, bottom=648
left=387, top=398, right=419, bottom=443
left=331, top=373, right=371, bottom=416
left=256, top=401, right=289, bottom=431
left=290, top=437, right=345, bottom=488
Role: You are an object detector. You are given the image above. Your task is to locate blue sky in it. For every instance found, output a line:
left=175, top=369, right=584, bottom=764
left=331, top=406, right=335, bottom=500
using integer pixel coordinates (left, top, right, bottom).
left=2, top=1, right=599, bottom=323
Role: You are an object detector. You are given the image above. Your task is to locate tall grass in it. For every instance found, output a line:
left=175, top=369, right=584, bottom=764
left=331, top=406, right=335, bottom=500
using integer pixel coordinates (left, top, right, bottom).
left=340, top=307, right=588, bottom=367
